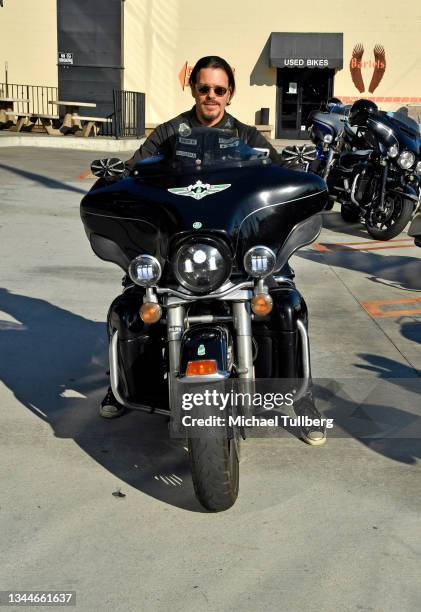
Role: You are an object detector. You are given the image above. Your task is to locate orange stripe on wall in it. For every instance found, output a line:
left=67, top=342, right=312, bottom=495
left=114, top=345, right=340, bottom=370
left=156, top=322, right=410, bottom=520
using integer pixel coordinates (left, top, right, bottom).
left=337, top=96, right=421, bottom=104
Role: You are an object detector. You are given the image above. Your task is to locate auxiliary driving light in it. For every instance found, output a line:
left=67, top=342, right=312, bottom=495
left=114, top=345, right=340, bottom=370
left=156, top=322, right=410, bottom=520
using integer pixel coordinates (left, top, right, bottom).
left=251, top=293, right=273, bottom=316
left=398, top=150, right=415, bottom=170
left=128, top=254, right=162, bottom=287
left=140, top=302, right=162, bottom=324
left=387, top=144, right=399, bottom=158
left=243, top=246, right=276, bottom=278
left=186, top=360, right=218, bottom=376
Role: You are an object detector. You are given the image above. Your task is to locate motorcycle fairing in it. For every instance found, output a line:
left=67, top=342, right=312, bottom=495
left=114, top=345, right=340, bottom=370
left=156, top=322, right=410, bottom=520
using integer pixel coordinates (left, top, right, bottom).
left=81, top=163, right=327, bottom=272
left=309, top=111, right=344, bottom=143
left=366, top=113, right=420, bottom=155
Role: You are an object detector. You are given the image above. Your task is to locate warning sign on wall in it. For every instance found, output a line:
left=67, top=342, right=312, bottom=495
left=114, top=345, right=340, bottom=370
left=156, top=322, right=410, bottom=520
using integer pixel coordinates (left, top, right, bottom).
left=58, top=52, right=74, bottom=65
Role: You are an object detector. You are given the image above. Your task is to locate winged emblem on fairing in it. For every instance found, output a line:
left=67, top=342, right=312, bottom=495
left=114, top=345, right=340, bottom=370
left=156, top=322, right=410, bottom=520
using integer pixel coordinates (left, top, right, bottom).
left=168, top=180, right=231, bottom=200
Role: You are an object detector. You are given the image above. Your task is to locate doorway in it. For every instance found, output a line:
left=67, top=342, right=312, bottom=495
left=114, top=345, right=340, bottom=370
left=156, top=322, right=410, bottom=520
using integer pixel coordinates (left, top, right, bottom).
left=276, top=68, right=334, bottom=139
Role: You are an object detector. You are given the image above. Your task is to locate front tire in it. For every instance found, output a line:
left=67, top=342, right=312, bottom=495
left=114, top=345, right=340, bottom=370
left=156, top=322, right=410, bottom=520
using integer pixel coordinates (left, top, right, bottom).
left=366, top=195, right=413, bottom=240
left=188, top=437, right=239, bottom=512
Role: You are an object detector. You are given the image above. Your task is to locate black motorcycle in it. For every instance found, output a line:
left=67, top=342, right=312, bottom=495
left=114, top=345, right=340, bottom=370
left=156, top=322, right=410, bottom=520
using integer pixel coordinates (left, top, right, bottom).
left=308, top=101, right=420, bottom=239
left=80, top=127, right=327, bottom=511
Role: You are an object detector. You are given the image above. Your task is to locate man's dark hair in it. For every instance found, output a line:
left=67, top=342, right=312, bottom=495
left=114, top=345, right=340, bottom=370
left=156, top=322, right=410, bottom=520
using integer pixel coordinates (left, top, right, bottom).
left=189, top=56, right=236, bottom=99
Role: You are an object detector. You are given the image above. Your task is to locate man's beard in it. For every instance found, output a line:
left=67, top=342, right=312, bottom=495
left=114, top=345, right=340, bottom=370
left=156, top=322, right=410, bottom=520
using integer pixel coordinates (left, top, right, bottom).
left=201, top=104, right=220, bottom=121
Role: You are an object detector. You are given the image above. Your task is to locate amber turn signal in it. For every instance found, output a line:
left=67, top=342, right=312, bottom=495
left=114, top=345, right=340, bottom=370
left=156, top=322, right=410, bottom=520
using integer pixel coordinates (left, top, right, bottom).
left=186, top=359, right=218, bottom=377
left=140, top=302, right=162, bottom=324
left=251, top=293, right=273, bottom=316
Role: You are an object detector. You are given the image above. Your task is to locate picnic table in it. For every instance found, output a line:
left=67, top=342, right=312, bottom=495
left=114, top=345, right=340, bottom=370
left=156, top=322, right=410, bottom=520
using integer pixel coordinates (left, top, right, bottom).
left=0, top=97, right=112, bottom=137
left=0, top=97, right=30, bottom=125
left=48, top=100, right=112, bottom=136
left=48, top=100, right=96, bottom=131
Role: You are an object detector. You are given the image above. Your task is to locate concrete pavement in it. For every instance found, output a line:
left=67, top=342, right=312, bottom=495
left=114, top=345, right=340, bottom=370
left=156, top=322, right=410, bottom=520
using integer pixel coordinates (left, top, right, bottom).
left=0, top=147, right=420, bottom=612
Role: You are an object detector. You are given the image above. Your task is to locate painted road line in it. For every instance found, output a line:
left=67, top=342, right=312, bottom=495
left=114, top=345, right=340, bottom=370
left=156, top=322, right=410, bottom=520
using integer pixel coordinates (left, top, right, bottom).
left=313, top=239, right=415, bottom=253
left=77, top=170, right=95, bottom=180
left=361, top=297, right=421, bottom=317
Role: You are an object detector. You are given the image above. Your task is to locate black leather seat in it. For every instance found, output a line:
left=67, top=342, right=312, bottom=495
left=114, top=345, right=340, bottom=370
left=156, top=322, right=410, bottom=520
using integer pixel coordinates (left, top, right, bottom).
left=339, top=149, right=373, bottom=169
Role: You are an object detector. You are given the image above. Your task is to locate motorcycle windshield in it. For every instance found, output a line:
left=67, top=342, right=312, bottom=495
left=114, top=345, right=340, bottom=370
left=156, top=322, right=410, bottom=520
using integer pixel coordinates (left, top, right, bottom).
left=81, top=127, right=327, bottom=272
left=133, top=126, right=270, bottom=172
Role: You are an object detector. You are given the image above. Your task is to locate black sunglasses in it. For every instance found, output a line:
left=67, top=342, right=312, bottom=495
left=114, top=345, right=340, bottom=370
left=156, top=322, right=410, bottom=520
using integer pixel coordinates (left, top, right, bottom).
left=196, top=84, right=228, bottom=97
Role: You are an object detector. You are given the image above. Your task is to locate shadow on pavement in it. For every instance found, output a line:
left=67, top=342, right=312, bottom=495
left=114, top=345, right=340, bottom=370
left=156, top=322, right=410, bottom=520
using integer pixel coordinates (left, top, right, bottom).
left=315, top=352, right=421, bottom=465
left=1, top=288, right=421, bottom=503
left=0, top=162, right=86, bottom=195
left=322, top=211, right=368, bottom=239
left=298, top=247, right=421, bottom=291
left=398, top=316, right=421, bottom=346
left=0, top=288, right=204, bottom=513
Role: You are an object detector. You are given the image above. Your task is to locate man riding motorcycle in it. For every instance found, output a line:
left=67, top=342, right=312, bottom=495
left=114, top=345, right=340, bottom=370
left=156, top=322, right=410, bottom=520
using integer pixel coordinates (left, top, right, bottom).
left=125, top=55, right=282, bottom=169
left=99, top=55, right=327, bottom=446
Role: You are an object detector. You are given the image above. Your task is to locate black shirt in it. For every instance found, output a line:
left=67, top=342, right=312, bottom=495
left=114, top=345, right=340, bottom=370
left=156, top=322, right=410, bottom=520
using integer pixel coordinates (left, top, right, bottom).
left=125, top=106, right=281, bottom=169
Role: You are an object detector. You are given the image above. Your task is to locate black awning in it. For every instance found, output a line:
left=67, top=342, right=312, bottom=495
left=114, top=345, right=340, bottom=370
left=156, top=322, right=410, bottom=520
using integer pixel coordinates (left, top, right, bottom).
left=270, top=33, right=343, bottom=69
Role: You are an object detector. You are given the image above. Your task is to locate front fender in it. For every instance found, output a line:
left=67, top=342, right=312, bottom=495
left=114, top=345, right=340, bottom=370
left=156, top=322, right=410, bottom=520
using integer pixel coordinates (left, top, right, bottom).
left=178, top=325, right=232, bottom=380
left=408, top=210, right=421, bottom=239
left=388, top=185, right=419, bottom=204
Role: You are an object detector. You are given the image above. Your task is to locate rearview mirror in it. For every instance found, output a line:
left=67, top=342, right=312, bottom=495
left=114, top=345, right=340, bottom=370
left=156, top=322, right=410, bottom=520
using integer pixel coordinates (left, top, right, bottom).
left=91, top=158, right=126, bottom=178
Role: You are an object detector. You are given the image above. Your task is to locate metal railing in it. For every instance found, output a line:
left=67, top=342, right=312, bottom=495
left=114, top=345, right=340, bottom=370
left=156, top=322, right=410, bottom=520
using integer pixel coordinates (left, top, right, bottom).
left=113, top=89, right=145, bottom=138
left=0, top=82, right=146, bottom=139
left=0, top=82, right=58, bottom=115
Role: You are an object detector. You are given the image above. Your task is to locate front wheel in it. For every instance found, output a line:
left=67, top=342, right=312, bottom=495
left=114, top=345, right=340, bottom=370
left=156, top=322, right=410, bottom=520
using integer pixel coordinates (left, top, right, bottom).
left=366, top=194, right=414, bottom=240
left=188, top=437, right=239, bottom=512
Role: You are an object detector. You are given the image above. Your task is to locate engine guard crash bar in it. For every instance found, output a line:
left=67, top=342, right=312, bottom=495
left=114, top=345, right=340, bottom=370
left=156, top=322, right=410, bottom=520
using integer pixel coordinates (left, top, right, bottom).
left=109, top=319, right=311, bottom=414
left=109, top=330, right=169, bottom=416
left=295, top=319, right=311, bottom=402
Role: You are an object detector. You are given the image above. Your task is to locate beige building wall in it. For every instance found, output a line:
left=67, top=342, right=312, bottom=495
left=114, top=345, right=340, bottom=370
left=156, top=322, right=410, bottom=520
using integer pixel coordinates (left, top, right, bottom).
left=0, top=0, right=57, bottom=87
left=124, top=0, right=421, bottom=125
left=1, top=0, right=420, bottom=124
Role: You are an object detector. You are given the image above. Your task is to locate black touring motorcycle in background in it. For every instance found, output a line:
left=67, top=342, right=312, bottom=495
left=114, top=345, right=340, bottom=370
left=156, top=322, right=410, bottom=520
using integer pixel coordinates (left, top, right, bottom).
left=306, top=99, right=421, bottom=239
left=80, top=128, right=328, bottom=511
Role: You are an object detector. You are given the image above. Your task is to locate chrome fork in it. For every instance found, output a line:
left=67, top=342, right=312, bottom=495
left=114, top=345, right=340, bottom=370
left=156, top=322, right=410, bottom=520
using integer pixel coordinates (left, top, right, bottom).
left=232, top=301, right=254, bottom=379
left=167, top=304, right=185, bottom=407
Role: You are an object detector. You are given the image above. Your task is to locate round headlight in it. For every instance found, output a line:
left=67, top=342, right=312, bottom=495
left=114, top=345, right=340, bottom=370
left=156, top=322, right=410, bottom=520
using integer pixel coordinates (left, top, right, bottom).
left=387, top=144, right=399, bottom=158
left=243, top=246, right=277, bottom=278
left=415, top=161, right=421, bottom=176
left=128, top=254, right=162, bottom=287
left=398, top=150, right=415, bottom=170
left=173, top=241, right=231, bottom=294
